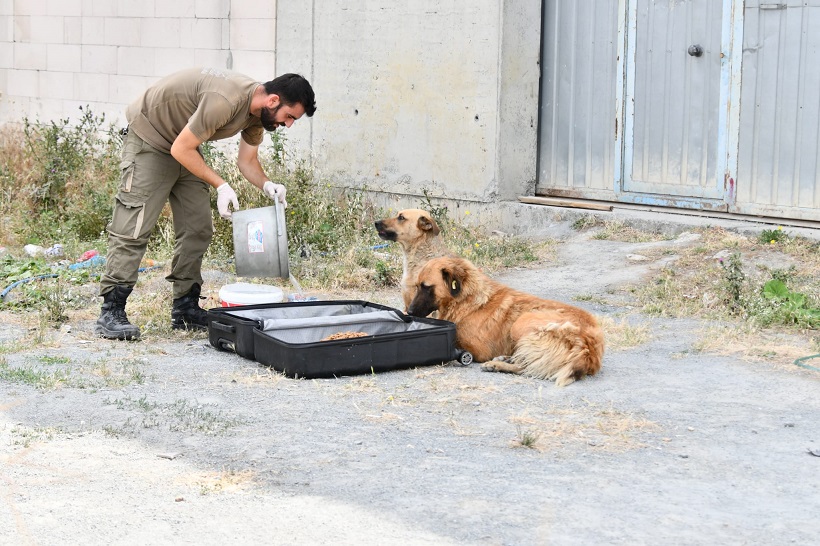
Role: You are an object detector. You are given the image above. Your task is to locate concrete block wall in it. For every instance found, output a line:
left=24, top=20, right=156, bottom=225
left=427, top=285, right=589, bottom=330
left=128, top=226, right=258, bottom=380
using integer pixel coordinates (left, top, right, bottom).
left=0, top=0, right=277, bottom=127
left=0, top=0, right=542, bottom=205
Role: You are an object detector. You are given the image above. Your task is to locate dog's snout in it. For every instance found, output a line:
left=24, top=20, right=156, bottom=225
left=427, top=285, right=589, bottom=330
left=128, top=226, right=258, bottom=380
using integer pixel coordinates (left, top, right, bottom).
left=374, top=220, right=384, bottom=230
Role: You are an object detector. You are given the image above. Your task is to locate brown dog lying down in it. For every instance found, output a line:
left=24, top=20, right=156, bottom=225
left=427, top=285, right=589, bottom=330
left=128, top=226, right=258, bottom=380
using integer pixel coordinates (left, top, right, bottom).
left=374, top=208, right=454, bottom=311
left=407, top=256, right=604, bottom=386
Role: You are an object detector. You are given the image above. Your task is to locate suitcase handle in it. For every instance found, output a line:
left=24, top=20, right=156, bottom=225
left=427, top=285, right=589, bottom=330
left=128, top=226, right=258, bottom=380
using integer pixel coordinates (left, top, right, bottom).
left=211, top=321, right=235, bottom=333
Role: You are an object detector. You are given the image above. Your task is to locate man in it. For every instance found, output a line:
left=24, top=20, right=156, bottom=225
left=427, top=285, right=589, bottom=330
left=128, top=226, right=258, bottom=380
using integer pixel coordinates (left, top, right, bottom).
left=95, top=67, right=316, bottom=340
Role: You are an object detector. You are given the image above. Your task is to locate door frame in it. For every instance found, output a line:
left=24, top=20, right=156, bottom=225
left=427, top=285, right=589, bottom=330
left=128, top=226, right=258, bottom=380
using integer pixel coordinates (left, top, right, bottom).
left=613, top=0, right=744, bottom=211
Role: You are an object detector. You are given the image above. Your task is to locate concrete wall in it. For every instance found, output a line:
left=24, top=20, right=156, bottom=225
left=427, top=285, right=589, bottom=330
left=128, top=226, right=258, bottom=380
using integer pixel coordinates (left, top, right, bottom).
left=278, top=0, right=541, bottom=204
left=0, top=0, right=276, bottom=125
left=0, top=0, right=541, bottom=204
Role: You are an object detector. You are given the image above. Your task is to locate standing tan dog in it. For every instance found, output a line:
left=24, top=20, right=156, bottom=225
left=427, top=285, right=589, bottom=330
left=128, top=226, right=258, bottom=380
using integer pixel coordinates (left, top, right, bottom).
left=375, top=209, right=454, bottom=310
left=407, top=256, right=604, bottom=386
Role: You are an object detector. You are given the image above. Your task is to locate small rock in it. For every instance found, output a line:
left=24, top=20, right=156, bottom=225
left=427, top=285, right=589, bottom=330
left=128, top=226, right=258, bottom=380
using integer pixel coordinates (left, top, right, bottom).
left=626, top=254, right=650, bottom=262
left=157, top=452, right=181, bottom=460
left=784, top=423, right=795, bottom=428
left=24, top=244, right=45, bottom=257
left=175, top=497, right=185, bottom=502
left=712, top=250, right=732, bottom=260
left=676, top=232, right=702, bottom=243
left=687, top=427, right=694, bottom=431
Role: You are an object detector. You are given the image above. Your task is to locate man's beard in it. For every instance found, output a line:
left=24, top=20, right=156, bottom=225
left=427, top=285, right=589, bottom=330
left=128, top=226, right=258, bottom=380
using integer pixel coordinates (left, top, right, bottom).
left=260, top=104, right=282, bottom=131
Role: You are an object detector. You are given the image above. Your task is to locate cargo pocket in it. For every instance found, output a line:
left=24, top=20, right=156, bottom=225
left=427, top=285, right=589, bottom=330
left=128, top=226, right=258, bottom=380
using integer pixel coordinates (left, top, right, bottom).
left=109, top=192, right=147, bottom=240
left=120, top=160, right=135, bottom=193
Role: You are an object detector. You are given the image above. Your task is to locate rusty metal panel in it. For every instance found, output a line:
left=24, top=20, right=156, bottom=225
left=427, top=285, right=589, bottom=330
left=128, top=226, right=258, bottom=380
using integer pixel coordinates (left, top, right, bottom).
left=537, top=0, right=620, bottom=199
left=735, top=2, right=820, bottom=221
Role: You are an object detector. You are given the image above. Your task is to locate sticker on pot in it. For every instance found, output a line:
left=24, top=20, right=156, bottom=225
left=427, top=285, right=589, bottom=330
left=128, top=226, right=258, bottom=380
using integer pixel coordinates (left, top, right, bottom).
left=247, top=221, right=264, bottom=253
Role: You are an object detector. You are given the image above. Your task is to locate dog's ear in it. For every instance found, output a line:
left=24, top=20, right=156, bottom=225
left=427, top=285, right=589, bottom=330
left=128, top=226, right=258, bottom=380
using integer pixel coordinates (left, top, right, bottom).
left=418, top=216, right=440, bottom=236
left=441, top=266, right=462, bottom=297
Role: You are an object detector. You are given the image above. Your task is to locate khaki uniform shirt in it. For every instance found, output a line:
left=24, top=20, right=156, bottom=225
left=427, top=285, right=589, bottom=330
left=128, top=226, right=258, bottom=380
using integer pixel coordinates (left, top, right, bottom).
left=126, top=67, right=265, bottom=153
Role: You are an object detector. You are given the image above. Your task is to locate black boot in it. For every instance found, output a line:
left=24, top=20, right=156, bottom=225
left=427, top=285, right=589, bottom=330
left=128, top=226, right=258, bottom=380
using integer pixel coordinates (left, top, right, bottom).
left=95, top=286, right=141, bottom=340
left=171, top=283, right=209, bottom=331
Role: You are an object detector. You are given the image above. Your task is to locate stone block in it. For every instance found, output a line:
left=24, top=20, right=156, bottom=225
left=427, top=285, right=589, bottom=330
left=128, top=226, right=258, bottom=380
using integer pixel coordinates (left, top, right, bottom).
left=154, top=47, right=196, bottom=76
left=117, top=0, right=152, bottom=17
left=14, top=43, right=47, bottom=70
left=81, top=44, right=117, bottom=73
left=81, top=17, right=105, bottom=45
left=38, top=70, right=74, bottom=99
left=117, top=46, right=155, bottom=76
left=229, top=18, right=275, bottom=51
left=140, top=18, right=181, bottom=48
left=108, top=73, right=148, bottom=103
left=64, top=16, right=82, bottom=43
left=6, top=68, right=39, bottom=96
left=47, top=44, right=82, bottom=72
left=13, top=0, right=48, bottom=16
left=46, top=0, right=82, bottom=16
left=195, top=0, right=229, bottom=19
left=155, top=0, right=195, bottom=18
left=194, top=48, right=230, bottom=70
left=230, top=0, right=275, bottom=19
left=73, top=71, right=109, bottom=102
left=229, top=50, right=276, bottom=79
left=104, top=17, right=141, bottom=47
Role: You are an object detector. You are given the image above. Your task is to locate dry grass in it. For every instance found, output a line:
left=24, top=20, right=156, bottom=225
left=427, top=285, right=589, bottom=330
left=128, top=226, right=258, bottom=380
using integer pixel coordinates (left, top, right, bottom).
left=179, top=468, right=257, bottom=496
left=578, top=218, right=674, bottom=243
left=600, top=316, right=651, bottom=351
left=508, top=401, right=659, bottom=452
left=694, top=324, right=819, bottom=368
left=224, top=367, right=287, bottom=386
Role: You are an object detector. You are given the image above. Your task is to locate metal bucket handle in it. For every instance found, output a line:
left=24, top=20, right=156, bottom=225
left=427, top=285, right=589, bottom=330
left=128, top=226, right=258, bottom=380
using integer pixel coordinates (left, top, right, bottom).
left=275, top=199, right=290, bottom=279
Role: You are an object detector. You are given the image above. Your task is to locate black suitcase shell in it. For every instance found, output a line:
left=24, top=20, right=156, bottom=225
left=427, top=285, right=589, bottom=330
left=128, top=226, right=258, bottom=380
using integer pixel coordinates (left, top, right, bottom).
left=208, top=300, right=400, bottom=359
left=208, top=300, right=467, bottom=377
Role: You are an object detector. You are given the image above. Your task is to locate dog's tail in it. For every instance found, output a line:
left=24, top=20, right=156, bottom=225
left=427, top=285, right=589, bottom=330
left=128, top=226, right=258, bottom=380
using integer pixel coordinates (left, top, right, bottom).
left=512, top=320, right=604, bottom=387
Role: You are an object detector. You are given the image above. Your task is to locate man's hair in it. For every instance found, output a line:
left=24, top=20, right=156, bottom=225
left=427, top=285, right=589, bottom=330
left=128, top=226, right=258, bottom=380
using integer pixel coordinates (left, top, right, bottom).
left=264, top=74, right=316, bottom=117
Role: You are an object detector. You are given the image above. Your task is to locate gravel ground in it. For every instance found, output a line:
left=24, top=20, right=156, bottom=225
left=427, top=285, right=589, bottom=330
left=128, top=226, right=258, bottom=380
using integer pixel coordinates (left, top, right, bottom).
left=1, top=220, right=819, bottom=545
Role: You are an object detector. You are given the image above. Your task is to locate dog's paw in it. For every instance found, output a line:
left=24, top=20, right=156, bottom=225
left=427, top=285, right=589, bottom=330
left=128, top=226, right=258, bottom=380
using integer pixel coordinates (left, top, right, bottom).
left=480, top=362, right=498, bottom=372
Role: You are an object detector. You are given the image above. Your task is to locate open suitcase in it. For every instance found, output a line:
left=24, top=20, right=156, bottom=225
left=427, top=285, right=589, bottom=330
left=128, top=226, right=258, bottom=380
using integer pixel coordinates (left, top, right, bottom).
left=208, top=300, right=473, bottom=378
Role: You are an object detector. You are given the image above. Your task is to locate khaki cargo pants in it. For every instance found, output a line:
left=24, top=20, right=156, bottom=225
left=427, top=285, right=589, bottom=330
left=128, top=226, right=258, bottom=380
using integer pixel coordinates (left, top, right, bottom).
left=99, top=130, right=213, bottom=299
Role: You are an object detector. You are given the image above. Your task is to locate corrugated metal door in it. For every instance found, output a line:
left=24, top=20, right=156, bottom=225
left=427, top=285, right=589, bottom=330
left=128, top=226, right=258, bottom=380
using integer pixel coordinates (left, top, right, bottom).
left=735, top=1, right=820, bottom=221
left=538, top=0, right=744, bottom=212
left=623, top=0, right=726, bottom=201
left=537, top=1, right=621, bottom=200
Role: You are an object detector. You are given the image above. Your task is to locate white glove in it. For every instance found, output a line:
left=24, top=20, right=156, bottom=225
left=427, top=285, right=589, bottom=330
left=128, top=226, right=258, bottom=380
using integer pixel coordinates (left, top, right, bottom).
left=263, top=181, right=287, bottom=208
left=216, top=183, right=239, bottom=219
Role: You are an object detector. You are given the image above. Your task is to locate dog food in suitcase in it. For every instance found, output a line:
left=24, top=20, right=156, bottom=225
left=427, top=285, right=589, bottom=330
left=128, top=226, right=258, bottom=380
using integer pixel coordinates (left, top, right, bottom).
left=207, top=300, right=471, bottom=377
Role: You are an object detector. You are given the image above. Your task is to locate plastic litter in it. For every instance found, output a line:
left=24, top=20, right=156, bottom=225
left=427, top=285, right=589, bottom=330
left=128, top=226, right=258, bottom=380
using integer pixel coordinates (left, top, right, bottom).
left=287, top=293, right=319, bottom=302
left=78, top=249, right=99, bottom=262
left=67, top=255, right=106, bottom=270
left=44, top=244, right=64, bottom=258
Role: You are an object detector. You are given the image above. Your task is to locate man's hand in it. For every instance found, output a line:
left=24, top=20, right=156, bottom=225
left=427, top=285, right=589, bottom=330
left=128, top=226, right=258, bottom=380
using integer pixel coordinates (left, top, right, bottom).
left=263, top=181, right=288, bottom=208
left=216, top=183, right=239, bottom=219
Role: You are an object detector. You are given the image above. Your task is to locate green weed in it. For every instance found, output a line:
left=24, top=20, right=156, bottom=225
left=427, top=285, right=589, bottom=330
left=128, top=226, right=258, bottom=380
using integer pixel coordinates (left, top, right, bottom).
left=758, top=226, right=789, bottom=245
left=0, top=360, right=70, bottom=389
left=514, top=426, right=540, bottom=449
left=103, top=395, right=243, bottom=436
left=719, top=252, right=745, bottom=314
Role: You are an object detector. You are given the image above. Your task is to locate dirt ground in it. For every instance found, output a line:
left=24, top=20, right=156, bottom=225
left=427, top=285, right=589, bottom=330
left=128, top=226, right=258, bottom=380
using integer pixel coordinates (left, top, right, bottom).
left=1, top=212, right=819, bottom=545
